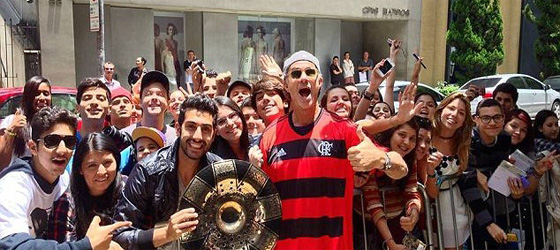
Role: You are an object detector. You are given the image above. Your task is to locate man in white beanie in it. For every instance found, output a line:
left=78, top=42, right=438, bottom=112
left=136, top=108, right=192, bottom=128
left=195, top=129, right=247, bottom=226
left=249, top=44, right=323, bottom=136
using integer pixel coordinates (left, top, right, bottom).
left=258, top=50, right=408, bottom=249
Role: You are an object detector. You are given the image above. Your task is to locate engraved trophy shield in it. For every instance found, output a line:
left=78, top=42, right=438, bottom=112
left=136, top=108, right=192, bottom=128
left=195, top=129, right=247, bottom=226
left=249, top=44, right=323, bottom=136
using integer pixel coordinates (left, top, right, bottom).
left=179, top=159, right=282, bottom=250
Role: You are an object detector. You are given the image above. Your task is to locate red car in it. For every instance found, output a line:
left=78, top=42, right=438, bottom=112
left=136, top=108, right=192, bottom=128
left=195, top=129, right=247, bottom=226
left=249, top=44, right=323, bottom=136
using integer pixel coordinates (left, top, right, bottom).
left=0, top=86, right=77, bottom=121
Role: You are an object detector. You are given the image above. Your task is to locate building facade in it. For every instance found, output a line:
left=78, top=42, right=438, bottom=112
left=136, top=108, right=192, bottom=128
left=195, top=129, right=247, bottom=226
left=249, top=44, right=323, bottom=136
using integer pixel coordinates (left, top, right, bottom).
left=0, top=0, right=530, bottom=88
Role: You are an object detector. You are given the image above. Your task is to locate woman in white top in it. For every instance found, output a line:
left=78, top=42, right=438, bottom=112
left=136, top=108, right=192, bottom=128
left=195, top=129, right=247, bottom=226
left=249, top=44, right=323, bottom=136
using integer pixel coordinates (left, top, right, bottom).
left=425, top=92, right=474, bottom=249
left=342, top=51, right=355, bottom=84
left=0, top=76, right=52, bottom=171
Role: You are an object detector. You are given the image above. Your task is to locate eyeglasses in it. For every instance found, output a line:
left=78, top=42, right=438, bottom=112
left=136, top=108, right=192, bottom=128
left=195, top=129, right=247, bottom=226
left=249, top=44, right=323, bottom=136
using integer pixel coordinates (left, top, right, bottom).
left=36, top=134, right=77, bottom=149
left=217, top=112, right=240, bottom=127
left=289, top=68, right=317, bottom=79
left=478, top=114, right=504, bottom=124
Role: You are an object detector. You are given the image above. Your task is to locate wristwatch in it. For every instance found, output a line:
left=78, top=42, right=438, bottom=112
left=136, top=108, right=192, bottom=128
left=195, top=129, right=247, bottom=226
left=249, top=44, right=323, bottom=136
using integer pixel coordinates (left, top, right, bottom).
left=363, top=90, right=374, bottom=101
left=382, top=152, right=392, bottom=171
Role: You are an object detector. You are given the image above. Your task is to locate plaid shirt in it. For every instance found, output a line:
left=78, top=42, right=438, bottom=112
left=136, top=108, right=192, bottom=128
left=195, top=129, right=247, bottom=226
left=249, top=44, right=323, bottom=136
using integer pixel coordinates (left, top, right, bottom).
left=535, top=138, right=560, bottom=153
left=46, top=191, right=74, bottom=242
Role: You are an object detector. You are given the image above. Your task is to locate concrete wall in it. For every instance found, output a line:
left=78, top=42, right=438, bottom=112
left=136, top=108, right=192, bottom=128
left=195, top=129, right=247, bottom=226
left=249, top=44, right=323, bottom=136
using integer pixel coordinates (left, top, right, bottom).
left=0, top=18, right=26, bottom=87
left=109, top=7, right=154, bottom=87
left=39, top=0, right=76, bottom=87
left=185, top=12, right=203, bottom=59
left=340, top=21, right=363, bottom=83
left=73, top=4, right=107, bottom=83
left=315, top=19, right=341, bottom=89
left=202, top=13, right=238, bottom=78
left=76, top=0, right=412, bottom=21
left=419, top=0, right=449, bottom=85
left=497, top=0, right=521, bottom=75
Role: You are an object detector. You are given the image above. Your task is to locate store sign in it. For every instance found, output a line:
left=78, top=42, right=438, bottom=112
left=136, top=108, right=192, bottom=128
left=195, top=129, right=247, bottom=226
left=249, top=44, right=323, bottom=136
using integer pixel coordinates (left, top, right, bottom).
left=362, top=6, right=410, bottom=17
left=90, top=0, right=99, bottom=32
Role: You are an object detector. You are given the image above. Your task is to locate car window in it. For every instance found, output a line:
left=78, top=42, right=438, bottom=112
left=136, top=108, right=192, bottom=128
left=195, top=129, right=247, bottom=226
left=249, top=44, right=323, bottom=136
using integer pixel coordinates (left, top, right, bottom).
left=460, top=78, right=500, bottom=90
left=506, top=77, right=527, bottom=89
left=524, top=77, right=543, bottom=90
left=544, top=77, right=560, bottom=90
left=0, top=96, right=22, bottom=120
left=52, top=94, right=77, bottom=112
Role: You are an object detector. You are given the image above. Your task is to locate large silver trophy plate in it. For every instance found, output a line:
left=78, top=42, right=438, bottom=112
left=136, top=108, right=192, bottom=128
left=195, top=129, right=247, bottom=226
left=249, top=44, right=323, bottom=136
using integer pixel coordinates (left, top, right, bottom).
left=179, top=159, right=282, bottom=250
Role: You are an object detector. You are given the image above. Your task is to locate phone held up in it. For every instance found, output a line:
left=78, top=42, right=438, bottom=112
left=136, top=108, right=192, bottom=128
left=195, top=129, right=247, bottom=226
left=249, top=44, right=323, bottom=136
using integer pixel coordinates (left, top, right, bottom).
left=376, top=58, right=395, bottom=77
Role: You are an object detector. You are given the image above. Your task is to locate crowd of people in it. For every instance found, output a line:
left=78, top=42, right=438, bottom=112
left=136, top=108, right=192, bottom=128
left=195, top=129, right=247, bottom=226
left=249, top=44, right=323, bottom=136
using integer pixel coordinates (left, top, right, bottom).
left=0, top=38, right=559, bottom=250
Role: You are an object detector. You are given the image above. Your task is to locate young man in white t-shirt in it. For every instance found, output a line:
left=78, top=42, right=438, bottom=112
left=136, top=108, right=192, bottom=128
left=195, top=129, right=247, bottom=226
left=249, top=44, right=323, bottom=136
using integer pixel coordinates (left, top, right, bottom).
left=0, top=106, right=130, bottom=249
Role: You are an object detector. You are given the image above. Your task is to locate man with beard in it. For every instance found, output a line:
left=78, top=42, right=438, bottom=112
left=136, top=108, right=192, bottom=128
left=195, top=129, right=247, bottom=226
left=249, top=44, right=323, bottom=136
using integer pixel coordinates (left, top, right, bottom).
left=122, top=71, right=177, bottom=146
left=259, top=51, right=408, bottom=249
left=113, top=93, right=222, bottom=249
left=0, top=107, right=130, bottom=249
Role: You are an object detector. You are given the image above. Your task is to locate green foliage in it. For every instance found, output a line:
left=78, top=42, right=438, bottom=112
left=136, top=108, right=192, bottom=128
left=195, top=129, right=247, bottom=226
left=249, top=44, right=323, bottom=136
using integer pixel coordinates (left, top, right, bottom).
left=523, top=0, right=560, bottom=79
left=435, top=81, right=459, bottom=97
left=447, top=0, right=505, bottom=84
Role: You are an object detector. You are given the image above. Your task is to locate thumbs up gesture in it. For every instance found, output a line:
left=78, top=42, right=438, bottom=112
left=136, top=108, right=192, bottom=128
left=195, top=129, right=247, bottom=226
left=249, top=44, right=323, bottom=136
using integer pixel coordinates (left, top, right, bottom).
left=86, top=216, right=132, bottom=250
left=347, top=125, right=387, bottom=172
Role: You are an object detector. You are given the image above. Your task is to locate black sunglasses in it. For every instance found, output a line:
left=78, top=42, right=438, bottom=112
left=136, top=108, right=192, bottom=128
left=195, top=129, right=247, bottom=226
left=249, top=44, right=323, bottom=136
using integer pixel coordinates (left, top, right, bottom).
left=289, top=68, right=317, bottom=79
left=36, top=134, right=77, bottom=149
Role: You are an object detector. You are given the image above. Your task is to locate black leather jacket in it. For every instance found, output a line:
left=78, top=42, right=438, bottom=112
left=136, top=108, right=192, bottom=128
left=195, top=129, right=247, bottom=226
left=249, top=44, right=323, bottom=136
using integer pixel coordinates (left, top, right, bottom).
left=113, top=139, right=222, bottom=249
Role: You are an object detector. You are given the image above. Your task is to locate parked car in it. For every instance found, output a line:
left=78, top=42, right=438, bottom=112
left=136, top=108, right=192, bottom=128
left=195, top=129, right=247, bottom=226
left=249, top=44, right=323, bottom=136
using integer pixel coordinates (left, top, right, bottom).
left=0, top=86, right=77, bottom=122
left=355, top=80, right=446, bottom=112
left=458, top=74, right=560, bottom=118
left=544, top=75, right=560, bottom=92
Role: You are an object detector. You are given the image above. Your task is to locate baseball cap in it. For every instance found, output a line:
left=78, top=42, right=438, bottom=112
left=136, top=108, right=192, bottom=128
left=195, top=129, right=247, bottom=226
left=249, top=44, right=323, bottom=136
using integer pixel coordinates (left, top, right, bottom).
left=141, top=71, right=170, bottom=97
left=111, top=87, right=132, bottom=101
left=282, top=50, right=321, bottom=75
left=132, top=126, right=166, bottom=148
left=226, top=81, right=252, bottom=98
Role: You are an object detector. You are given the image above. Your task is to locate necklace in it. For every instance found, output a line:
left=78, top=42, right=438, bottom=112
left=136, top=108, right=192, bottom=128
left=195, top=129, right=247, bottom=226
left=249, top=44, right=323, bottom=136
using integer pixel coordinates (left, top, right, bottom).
left=437, top=134, right=454, bottom=140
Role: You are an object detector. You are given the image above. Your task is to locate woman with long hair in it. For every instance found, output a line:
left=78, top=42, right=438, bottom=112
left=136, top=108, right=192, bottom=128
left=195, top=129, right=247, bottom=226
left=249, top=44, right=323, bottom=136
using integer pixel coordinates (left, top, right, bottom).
left=425, top=92, right=473, bottom=249
left=69, top=133, right=124, bottom=240
left=210, top=96, right=250, bottom=160
left=320, top=85, right=353, bottom=119
left=363, top=119, right=421, bottom=249
left=0, top=76, right=51, bottom=170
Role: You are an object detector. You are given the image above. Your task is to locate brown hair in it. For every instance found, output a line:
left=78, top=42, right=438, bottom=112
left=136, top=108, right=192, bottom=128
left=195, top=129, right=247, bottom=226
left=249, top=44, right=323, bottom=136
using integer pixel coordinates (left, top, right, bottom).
left=432, top=92, right=473, bottom=172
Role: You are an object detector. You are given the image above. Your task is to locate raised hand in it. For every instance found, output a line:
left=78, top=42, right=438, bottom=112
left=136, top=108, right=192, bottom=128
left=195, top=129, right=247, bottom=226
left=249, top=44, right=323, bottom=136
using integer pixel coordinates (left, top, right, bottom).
left=368, top=59, right=390, bottom=92
left=348, top=125, right=386, bottom=172
left=86, top=216, right=132, bottom=250
left=390, top=39, right=402, bottom=63
left=8, top=109, right=26, bottom=135
left=260, top=55, right=283, bottom=79
left=394, top=81, right=422, bottom=124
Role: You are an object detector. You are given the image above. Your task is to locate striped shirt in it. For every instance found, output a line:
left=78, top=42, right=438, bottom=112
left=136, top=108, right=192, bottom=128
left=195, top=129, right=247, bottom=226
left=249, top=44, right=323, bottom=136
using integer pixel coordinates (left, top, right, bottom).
left=260, top=109, right=360, bottom=250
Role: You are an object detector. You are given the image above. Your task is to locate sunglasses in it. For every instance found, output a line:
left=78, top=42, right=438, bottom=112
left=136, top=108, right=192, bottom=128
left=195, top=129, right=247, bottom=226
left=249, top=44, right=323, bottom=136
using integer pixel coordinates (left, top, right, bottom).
left=289, top=68, right=317, bottom=79
left=36, top=134, right=77, bottom=149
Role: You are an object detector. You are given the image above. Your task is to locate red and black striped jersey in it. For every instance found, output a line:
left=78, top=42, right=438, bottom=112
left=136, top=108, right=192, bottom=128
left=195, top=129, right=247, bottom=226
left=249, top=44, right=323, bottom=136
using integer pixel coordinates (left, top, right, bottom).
left=260, top=109, right=360, bottom=250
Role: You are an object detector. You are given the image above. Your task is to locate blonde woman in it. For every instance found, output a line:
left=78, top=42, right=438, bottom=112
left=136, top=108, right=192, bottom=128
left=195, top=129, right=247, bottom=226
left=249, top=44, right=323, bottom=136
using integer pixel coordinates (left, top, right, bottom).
left=425, top=92, right=473, bottom=249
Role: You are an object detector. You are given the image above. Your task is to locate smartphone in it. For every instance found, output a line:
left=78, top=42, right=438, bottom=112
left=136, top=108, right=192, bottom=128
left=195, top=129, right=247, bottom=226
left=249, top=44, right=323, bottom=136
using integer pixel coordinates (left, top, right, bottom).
left=387, top=38, right=393, bottom=47
left=376, top=58, right=394, bottom=77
